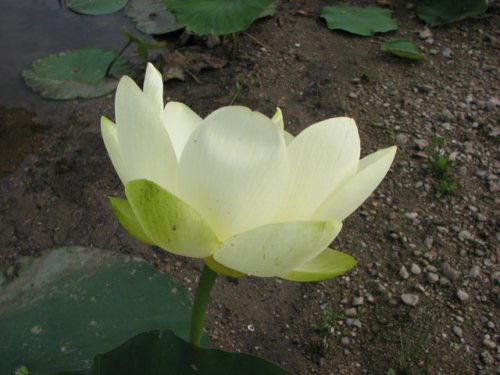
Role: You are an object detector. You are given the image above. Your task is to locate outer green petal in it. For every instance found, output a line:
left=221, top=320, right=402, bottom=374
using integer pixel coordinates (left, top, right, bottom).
left=163, top=102, right=202, bottom=159
left=178, top=106, right=288, bottom=240
left=101, top=116, right=129, bottom=185
left=125, top=179, right=220, bottom=258
left=280, top=248, right=357, bottom=282
left=213, top=220, right=342, bottom=277
left=204, top=256, right=245, bottom=278
left=314, top=146, right=397, bottom=222
left=108, top=197, right=154, bottom=245
left=115, top=76, right=178, bottom=193
left=275, top=117, right=360, bottom=221
left=142, top=63, right=164, bottom=115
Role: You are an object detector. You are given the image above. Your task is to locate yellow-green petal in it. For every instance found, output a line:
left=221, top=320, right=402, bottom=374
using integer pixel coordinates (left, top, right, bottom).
left=108, top=197, right=154, bottom=245
left=125, top=179, right=220, bottom=258
left=214, top=220, right=342, bottom=277
left=280, top=248, right=357, bottom=282
left=204, top=256, right=245, bottom=278
left=271, top=107, right=284, bottom=130
left=271, top=107, right=295, bottom=144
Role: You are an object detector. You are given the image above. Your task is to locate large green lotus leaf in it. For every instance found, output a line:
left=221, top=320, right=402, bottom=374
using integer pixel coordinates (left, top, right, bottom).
left=258, top=1, right=279, bottom=18
left=66, top=0, right=128, bottom=15
left=380, top=40, right=424, bottom=60
left=126, top=0, right=183, bottom=35
left=321, top=4, right=398, bottom=36
left=64, top=329, right=294, bottom=375
left=22, top=48, right=132, bottom=100
left=0, top=247, right=197, bottom=375
left=165, top=0, right=278, bottom=35
left=417, top=0, right=487, bottom=26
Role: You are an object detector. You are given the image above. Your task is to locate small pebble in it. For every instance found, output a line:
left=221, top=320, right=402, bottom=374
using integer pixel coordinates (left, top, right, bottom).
left=468, top=265, right=481, bottom=278
left=352, top=297, right=364, bottom=306
left=440, top=276, right=450, bottom=286
left=452, top=326, right=463, bottom=338
left=344, top=308, right=357, bottom=317
left=341, top=337, right=351, bottom=346
left=424, top=237, right=434, bottom=249
left=427, top=272, right=439, bottom=284
left=480, top=350, right=494, bottom=365
left=347, top=319, right=362, bottom=328
left=400, top=266, right=410, bottom=280
left=424, top=251, right=438, bottom=261
left=426, top=265, right=438, bottom=273
left=456, top=289, right=469, bottom=302
left=414, top=283, right=425, bottom=293
left=414, top=139, right=429, bottom=150
left=411, top=263, right=422, bottom=275
left=401, top=293, right=419, bottom=307
left=483, top=338, right=496, bottom=349
left=442, top=47, right=452, bottom=58
left=396, top=133, right=409, bottom=146
left=458, top=230, right=473, bottom=241
left=442, top=263, right=460, bottom=281
left=366, top=294, right=375, bottom=304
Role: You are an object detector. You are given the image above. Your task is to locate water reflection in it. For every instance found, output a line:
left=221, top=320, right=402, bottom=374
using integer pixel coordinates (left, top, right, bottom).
left=0, top=0, right=138, bottom=120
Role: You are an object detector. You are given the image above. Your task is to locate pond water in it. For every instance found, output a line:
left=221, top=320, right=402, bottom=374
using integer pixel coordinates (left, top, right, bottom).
left=0, top=0, right=138, bottom=117
left=0, top=0, right=146, bottom=176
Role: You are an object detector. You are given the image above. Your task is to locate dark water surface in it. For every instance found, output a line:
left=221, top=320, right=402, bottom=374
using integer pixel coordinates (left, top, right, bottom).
left=0, top=0, right=137, bottom=118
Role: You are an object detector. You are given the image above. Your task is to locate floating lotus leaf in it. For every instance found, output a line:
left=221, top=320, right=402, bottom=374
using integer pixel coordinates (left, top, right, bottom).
left=417, top=0, right=487, bottom=26
left=22, top=48, right=132, bottom=100
left=66, top=0, right=128, bottom=15
left=126, top=0, right=183, bottom=35
left=165, top=0, right=278, bottom=35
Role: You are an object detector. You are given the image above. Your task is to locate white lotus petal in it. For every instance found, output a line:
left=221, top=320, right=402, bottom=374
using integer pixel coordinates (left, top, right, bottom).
left=178, top=106, right=288, bottom=240
left=163, top=102, right=202, bottom=159
left=115, top=76, right=178, bottom=192
left=101, top=116, right=129, bottom=185
left=284, top=130, right=295, bottom=145
left=142, top=63, right=164, bottom=114
left=314, top=146, right=396, bottom=221
left=275, top=117, right=360, bottom=221
left=214, top=220, right=342, bottom=277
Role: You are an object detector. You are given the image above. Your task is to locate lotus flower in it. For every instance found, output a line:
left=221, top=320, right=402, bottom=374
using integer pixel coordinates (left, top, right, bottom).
left=101, top=63, right=396, bottom=281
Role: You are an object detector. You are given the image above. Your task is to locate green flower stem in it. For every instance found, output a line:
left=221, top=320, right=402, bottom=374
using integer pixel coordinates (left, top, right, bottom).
left=190, top=264, right=218, bottom=347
